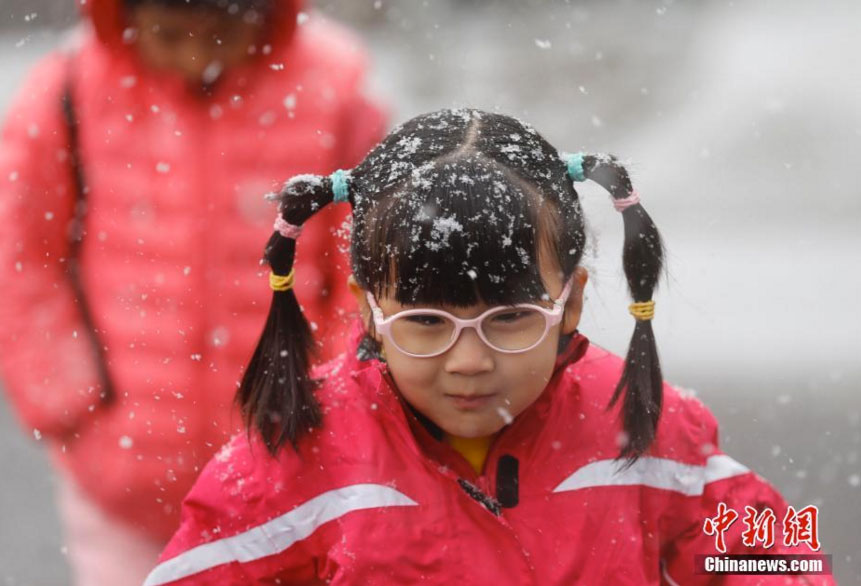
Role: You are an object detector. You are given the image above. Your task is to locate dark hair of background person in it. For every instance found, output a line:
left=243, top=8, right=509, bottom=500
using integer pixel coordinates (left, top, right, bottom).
left=122, top=0, right=273, bottom=13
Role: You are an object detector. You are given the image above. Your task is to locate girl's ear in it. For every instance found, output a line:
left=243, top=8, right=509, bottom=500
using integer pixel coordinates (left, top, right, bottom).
left=347, top=274, right=379, bottom=341
left=561, top=266, right=588, bottom=335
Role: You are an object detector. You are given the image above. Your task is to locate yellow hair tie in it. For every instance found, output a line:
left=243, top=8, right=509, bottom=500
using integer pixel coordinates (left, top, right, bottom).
left=269, top=269, right=295, bottom=292
left=628, top=300, right=655, bottom=321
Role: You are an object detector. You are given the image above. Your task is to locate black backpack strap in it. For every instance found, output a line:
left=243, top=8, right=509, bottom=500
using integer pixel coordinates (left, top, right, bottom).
left=61, top=67, right=115, bottom=406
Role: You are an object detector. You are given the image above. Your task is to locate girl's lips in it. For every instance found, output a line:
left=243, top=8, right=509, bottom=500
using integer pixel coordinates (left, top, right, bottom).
left=445, top=393, right=497, bottom=410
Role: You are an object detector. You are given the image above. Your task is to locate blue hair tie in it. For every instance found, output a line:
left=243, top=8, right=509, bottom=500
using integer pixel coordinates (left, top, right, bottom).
left=566, top=152, right=587, bottom=182
left=330, top=169, right=350, bottom=204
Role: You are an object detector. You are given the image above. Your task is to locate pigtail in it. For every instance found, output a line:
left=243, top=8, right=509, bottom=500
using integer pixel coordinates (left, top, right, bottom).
left=580, top=154, right=665, bottom=464
left=237, top=173, right=348, bottom=455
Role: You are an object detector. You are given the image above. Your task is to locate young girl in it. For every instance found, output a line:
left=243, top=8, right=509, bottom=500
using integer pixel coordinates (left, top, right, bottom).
left=144, top=109, right=834, bottom=585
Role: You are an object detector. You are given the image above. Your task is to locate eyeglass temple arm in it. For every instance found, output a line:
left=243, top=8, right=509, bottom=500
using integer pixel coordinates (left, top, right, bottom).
left=365, top=292, right=385, bottom=322
left=554, top=276, right=576, bottom=307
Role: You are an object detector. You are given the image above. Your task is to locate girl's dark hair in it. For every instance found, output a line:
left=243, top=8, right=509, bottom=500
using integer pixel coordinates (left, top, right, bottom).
left=123, top=0, right=273, bottom=14
left=240, top=109, right=665, bottom=463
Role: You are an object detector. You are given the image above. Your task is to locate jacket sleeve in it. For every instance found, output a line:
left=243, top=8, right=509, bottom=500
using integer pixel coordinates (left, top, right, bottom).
left=143, top=436, right=320, bottom=586
left=0, top=52, right=106, bottom=439
left=660, top=404, right=836, bottom=585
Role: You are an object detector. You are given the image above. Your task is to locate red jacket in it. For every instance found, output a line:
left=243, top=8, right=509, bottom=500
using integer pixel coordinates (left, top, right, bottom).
left=0, top=0, right=385, bottom=540
left=144, top=332, right=835, bottom=585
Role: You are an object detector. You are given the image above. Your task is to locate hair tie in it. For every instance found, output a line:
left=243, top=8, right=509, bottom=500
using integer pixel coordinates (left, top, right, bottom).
left=274, top=216, right=303, bottom=239
left=613, top=190, right=641, bottom=213
left=565, top=152, right=587, bottom=182
left=330, top=169, right=350, bottom=204
left=269, top=269, right=296, bottom=292
left=628, top=300, right=655, bottom=321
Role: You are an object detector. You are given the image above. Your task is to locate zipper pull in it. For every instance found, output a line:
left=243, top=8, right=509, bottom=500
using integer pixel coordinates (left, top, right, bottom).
left=496, top=454, right=520, bottom=508
left=458, top=478, right=502, bottom=516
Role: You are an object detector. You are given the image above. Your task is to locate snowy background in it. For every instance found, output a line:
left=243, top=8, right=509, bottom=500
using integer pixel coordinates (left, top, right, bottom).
left=1, top=0, right=859, bottom=583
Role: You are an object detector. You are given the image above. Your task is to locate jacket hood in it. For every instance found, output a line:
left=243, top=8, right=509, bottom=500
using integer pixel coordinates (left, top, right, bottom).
left=83, top=0, right=304, bottom=52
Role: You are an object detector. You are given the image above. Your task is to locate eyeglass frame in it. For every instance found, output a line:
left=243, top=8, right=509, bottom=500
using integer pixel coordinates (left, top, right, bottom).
left=365, top=276, right=575, bottom=358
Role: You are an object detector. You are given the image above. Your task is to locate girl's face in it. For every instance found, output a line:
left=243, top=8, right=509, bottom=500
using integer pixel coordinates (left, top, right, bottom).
left=128, top=4, right=266, bottom=87
left=350, top=258, right=588, bottom=439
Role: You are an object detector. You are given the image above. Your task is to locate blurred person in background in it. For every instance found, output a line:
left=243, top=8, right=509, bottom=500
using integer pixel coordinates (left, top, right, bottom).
left=0, top=0, right=385, bottom=583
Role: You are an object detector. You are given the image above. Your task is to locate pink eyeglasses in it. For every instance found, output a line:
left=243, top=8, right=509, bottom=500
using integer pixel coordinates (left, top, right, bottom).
left=366, top=277, right=574, bottom=358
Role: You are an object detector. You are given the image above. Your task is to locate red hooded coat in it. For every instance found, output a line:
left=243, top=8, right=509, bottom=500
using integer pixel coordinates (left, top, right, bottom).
left=0, top=0, right=385, bottom=540
left=144, top=333, right=836, bottom=585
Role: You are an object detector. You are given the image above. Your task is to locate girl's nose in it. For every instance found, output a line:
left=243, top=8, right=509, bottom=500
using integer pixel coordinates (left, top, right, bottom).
left=443, top=327, right=494, bottom=376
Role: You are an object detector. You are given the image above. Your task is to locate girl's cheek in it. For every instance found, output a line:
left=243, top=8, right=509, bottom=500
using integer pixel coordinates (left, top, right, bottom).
left=518, top=348, right=554, bottom=376
left=387, top=355, right=439, bottom=387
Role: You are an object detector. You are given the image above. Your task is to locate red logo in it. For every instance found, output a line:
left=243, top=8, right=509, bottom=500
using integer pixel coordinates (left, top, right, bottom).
left=703, top=503, right=821, bottom=553
left=703, top=502, right=739, bottom=553
left=741, top=505, right=777, bottom=549
left=783, top=505, right=821, bottom=551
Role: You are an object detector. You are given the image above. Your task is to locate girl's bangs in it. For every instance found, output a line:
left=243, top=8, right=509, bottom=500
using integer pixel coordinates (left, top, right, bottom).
left=360, top=158, right=553, bottom=307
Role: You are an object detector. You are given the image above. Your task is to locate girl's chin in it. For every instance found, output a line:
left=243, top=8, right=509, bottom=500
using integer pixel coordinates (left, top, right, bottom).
left=439, top=417, right=505, bottom=439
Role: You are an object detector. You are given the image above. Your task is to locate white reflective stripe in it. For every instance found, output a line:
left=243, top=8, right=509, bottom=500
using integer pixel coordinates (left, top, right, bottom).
left=552, top=455, right=750, bottom=496
left=704, top=454, right=750, bottom=484
left=143, top=484, right=418, bottom=586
